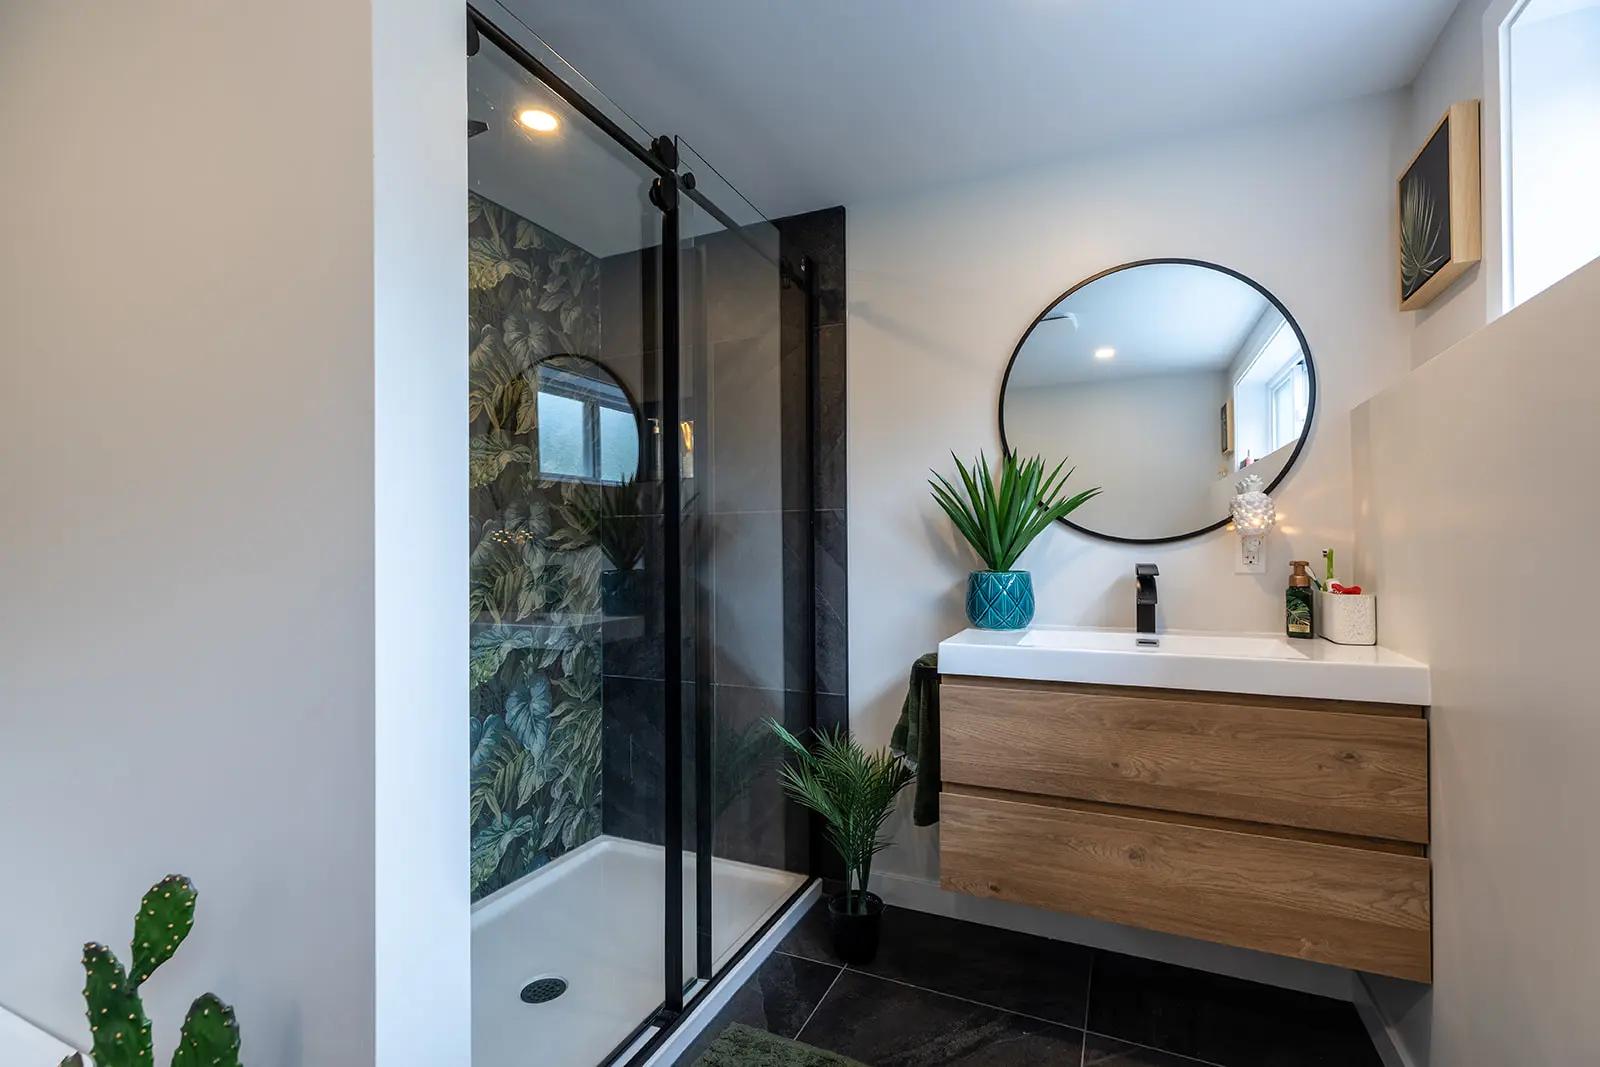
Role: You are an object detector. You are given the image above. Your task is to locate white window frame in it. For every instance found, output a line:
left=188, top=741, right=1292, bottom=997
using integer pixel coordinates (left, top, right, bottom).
left=1266, top=358, right=1307, bottom=455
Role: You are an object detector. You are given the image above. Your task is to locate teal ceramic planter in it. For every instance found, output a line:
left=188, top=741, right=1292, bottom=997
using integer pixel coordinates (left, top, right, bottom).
left=966, top=570, right=1035, bottom=630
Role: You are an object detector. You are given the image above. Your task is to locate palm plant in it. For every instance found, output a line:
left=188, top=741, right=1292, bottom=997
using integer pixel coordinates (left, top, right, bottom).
left=929, top=451, right=1100, bottom=571
left=767, top=722, right=914, bottom=916
left=561, top=476, right=646, bottom=570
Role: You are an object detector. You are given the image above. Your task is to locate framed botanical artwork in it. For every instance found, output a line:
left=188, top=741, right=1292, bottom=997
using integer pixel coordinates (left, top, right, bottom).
left=1219, top=397, right=1234, bottom=456
left=1398, top=100, right=1482, bottom=310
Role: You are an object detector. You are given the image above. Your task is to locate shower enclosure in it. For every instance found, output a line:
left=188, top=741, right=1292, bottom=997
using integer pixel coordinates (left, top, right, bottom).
left=466, top=8, right=822, bottom=1064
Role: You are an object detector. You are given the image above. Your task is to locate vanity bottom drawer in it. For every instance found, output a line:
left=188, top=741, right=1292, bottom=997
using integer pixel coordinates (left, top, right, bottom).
left=939, top=789, right=1431, bottom=981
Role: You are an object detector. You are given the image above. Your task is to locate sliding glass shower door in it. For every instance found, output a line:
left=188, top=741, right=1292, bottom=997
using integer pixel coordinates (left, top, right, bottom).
left=466, top=10, right=816, bottom=1064
left=675, top=139, right=812, bottom=1000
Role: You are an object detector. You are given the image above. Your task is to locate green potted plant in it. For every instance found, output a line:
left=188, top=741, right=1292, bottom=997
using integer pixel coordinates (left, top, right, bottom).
left=929, top=451, right=1100, bottom=630
left=767, top=721, right=914, bottom=964
left=59, top=874, right=242, bottom=1067
left=563, top=476, right=648, bottom=616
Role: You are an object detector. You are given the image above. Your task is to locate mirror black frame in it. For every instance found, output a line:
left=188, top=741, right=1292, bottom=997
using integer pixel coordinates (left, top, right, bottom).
left=531, top=353, right=648, bottom=484
left=998, top=258, right=1317, bottom=545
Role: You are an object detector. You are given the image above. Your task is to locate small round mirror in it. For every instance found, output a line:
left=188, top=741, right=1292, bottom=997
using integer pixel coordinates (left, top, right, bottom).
left=1000, top=260, right=1315, bottom=544
left=531, top=354, right=643, bottom=484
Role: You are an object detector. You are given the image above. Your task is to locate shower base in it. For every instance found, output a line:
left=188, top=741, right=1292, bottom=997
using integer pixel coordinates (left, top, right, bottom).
left=471, top=835, right=806, bottom=1067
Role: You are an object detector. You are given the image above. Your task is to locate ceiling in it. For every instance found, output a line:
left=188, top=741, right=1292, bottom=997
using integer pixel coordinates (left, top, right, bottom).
left=1007, top=263, right=1272, bottom=387
left=497, top=0, right=1462, bottom=219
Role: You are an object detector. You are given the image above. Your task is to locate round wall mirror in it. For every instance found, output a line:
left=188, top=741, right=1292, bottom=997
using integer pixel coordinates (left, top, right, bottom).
left=1000, top=260, right=1315, bottom=544
left=531, top=354, right=643, bottom=484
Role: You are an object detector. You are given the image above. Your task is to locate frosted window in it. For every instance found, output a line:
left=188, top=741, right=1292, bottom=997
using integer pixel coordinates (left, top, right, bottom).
left=537, top=391, right=586, bottom=479
left=1506, top=0, right=1600, bottom=307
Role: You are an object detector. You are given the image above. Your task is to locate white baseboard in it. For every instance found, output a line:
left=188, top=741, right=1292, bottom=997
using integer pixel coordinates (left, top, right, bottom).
left=872, top=870, right=1355, bottom=1002
left=1351, top=973, right=1419, bottom=1067
left=639, top=880, right=823, bottom=1067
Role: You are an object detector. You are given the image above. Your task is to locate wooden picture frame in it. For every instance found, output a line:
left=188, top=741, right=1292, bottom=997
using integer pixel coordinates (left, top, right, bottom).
left=1397, top=100, right=1482, bottom=311
left=1220, top=397, right=1234, bottom=456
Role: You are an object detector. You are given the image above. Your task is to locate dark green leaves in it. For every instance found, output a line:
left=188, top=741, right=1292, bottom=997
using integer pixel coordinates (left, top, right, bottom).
left=767, top=721, right=914, bottom=910
left=81, top=942, right=153, bottom=1067
left=930, top=452, right=1101, bottom=571
left=170, top=994, right=242, bottom=1067
left=130, top=875, right=196, bottom=988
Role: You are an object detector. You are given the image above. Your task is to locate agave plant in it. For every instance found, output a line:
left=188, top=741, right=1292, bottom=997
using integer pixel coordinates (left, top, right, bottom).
left=929, top=451, right=1100, bottom=572
left=767, top=722, right=914, bottom=916
left=1400, top=173, right=1447, bottom=296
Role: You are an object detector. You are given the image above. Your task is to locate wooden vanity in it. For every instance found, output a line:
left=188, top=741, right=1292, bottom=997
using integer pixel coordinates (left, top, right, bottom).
left=937, top=671, right=1432, bottom=981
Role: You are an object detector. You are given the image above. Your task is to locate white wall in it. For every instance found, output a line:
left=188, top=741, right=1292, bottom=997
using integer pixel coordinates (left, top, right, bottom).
left=1007, top=371, right=1228, bottom=539
left=1352, top=257, right=1600, bottom=1067
left=845, top=93, right=1413, bottom=986
left=0, top=2, right=467, bottom=1063
left=1405, top=0, right=1498, bottom=366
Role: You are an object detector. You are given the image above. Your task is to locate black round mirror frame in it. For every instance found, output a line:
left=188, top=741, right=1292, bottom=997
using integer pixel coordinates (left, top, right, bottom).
left=531, top=353, right=648, bottom=483
left=997, top=258, right=1317, bottom=546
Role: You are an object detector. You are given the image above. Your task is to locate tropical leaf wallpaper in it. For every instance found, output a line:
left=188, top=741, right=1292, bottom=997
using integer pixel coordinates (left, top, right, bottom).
left=469, top=193, right=606, bottom=900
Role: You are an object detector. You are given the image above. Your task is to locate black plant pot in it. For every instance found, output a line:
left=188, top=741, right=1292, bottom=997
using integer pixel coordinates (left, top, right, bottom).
left=827, top=891, right=884, bottom=965
left=600, top=568, right=643, bottom=617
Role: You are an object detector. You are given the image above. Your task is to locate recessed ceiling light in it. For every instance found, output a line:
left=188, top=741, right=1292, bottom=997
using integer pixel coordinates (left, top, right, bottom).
left=518, top=108, right=560, bottom=133
left=1094, top=347, right=1116, bottom=360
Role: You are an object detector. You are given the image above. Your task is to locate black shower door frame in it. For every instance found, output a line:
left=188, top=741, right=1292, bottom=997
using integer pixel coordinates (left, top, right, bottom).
left=467, top=8, right=820, bottom=1064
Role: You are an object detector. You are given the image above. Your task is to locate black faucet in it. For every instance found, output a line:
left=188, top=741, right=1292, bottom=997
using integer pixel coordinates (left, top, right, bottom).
left=1136, top=564, right=1159, bottom=635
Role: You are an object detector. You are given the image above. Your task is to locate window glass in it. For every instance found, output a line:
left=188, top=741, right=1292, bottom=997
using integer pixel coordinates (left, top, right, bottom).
left=597, top=405, right=636, bottom=484
left=536, top=390, right=587, bottom=479
left=1507, top=0, right=1600, bottom=307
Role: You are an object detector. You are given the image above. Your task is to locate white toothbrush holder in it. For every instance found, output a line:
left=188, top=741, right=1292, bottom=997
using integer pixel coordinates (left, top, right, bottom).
left=1318, top=591, right=1377, bottom=645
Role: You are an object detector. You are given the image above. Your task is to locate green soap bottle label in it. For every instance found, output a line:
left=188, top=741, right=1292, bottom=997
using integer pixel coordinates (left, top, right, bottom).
left=1286, top=589, right=1313, bottom=635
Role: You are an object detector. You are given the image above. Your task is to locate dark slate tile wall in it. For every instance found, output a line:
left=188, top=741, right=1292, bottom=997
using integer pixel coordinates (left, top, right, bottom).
left=597, top=207, right=848, bottom=882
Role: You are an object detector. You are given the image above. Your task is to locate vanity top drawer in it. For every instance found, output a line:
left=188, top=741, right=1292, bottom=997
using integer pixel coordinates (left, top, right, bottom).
left=939, top=787, right=1431, bottom=981
left=941, top=676, right=1429, bottom=844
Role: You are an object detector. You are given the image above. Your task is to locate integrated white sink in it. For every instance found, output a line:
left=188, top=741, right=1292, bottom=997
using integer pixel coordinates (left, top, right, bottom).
left=938, top=625, right=1430, bottom=705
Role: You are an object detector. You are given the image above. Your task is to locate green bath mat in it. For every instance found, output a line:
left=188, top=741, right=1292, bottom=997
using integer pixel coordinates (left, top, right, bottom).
left=692, top=1023, right=867, bottom=1067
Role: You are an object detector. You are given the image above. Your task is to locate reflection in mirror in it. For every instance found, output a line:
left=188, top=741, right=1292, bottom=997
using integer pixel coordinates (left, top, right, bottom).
left=532, top=354, right=643, bottom=483
left=1001, top=261, right=1313, bottom=542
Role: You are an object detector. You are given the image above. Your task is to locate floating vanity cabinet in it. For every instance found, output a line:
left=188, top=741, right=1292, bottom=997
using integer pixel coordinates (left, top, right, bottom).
left=937, top=673, right=1432, bottom=982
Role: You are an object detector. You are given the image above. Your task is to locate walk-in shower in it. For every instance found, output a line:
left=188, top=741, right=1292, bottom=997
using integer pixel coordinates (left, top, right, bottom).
left=467, top=8, right=824, bottom=1063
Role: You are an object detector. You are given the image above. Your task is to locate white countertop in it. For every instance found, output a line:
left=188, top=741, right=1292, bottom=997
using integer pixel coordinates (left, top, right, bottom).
left=937, top=625, right=1431, bottom=705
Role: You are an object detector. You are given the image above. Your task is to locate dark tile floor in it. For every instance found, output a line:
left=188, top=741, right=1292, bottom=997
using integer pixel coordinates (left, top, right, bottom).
left=675, top=902, right=1383, bottom=1067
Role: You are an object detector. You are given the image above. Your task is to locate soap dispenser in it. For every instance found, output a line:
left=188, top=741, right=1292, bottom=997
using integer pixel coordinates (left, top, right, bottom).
left=1286, top=560, right=1315, bottom=639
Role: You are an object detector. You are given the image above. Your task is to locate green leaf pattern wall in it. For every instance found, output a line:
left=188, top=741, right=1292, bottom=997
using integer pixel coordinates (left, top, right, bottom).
left=468, top=193, right=605, bottom=900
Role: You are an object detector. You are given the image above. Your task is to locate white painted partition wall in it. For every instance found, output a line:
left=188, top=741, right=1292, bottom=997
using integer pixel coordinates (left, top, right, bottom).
left=0, top=1, right=468, bottom=1063
left=1353, top=258, right=1600, bottom=1066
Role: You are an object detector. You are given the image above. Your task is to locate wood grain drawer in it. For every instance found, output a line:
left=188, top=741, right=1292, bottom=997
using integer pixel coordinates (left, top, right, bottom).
left=939, top=788, right=1432, bottom=981
left=941, top=677, right=1429, bottom=843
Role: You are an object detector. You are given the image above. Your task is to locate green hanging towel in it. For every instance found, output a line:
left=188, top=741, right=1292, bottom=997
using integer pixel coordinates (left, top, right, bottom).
left=889, top=652, right=941, bottom=826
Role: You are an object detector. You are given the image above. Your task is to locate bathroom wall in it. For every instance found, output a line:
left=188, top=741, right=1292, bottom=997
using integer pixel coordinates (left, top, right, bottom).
left=845, top=92, right=1413, bottom=989
left=1007, top=371, right=1230, bottom=539
left=1403, top=0, right=1497, bottom=367
left=1352, top=256, right=1600, bottom=1067
left=0, top=1, right=469, bottom=1063
left=467, top=193, right=606, bottom=900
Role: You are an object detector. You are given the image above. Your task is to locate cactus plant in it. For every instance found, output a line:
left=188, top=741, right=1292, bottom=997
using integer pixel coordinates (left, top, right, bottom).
left=58, top=875, right=241, bottom=1067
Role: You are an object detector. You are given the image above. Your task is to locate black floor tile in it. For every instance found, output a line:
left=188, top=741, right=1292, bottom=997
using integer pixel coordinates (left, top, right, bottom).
left=1085, top=951, right=1382, bottom=1067
left=776, top=901, right=1092, bottom=1027
left=673, top=952, right=842, bottom=1065
left=798, top=970, right=1085, bottom=1066
left=1084, top=1033, right=1216, bottom=1066
left=775, top=897, right=836, bottom=963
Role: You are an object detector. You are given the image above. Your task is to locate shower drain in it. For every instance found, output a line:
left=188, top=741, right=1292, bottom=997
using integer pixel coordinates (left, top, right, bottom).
left=519, top=976, right=568, bottom=1004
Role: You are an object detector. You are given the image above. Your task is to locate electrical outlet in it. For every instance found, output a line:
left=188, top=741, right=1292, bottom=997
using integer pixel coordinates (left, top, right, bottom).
left=1235, top=537, right=1266, bottom=575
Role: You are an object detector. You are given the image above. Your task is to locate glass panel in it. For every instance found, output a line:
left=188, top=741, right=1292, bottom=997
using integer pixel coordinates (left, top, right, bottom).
left=675, top=137, right=812, bottom=999
left=468, top=28, right=666, bottom=1067
left=1507, top=0, right=1600, bottom=308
